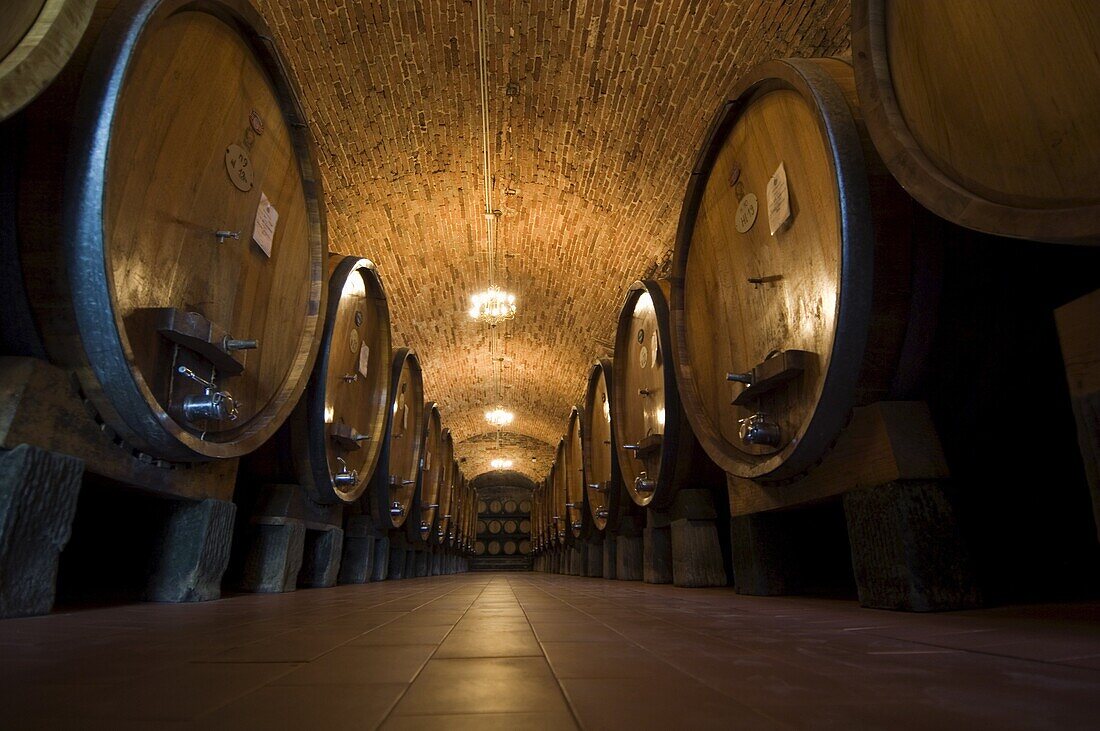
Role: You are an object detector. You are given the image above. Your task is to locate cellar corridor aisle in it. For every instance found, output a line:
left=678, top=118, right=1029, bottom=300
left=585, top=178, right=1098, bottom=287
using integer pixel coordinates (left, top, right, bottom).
left=1, top=574, right=1097, bottom=729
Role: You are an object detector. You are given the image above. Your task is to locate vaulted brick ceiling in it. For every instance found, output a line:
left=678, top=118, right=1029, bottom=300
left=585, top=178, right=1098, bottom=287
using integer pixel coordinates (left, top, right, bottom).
left=258, top=0, right=849, bottom=480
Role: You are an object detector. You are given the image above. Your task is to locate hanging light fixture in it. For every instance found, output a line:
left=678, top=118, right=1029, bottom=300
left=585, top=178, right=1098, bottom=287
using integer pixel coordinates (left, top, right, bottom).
left=485, top=408, right=514, bottom=428
left=468, top=285, right=516, bottom=324
left=468, top=0, right=516, bottom=326
left=490, top=458, right=513, bottom=470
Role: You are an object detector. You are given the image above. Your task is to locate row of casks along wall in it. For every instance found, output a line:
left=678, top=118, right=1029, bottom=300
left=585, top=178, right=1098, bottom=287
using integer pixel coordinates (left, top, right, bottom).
left=536, top=1, right=1100, bottom=608
left=0, top=0, right=474, bottom=616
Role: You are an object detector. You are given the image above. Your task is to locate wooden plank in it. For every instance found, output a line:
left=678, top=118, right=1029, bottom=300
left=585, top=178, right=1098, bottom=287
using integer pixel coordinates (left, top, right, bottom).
left=1055, top=288, right=1100, bottom=539
left=0, top=357, right=237, bottom=501
left=726, top=401, right=948, bottom=517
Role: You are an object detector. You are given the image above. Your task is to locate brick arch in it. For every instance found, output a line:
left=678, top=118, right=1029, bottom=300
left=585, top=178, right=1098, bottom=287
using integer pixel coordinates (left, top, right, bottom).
left=257, top=0, right=851, bottom=481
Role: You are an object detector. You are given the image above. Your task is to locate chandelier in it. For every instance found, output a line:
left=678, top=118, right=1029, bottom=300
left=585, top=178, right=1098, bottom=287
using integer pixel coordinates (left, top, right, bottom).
left=485, top=407, right=514, bottom=428
left=490, top=458, right=513, bottom=470
left=468, top=285, right=516, bottom=325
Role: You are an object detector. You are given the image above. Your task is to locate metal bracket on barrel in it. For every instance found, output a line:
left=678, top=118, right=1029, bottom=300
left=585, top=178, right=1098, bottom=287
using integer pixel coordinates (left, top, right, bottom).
left=328, top=422, right=370, bottom=451
left=622, top=433, right=663, bottom=459
left=727, top=349, right=810, bottom=406
left=149, top=307, right=257, bottom=377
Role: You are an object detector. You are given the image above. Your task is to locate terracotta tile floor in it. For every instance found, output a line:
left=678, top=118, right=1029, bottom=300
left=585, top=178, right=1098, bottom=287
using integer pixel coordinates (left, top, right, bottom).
left=1, top=573, right=1098, bottom=729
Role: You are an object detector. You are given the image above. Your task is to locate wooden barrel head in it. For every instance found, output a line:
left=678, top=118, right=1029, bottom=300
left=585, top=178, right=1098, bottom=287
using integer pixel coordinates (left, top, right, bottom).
left=433, top=433, right=455, bottom=545
left=53, top=0, right=325, bottom=461
left=372, top=348, right=425, bottom=529
left=673, top=58, right=886, bottom=483
left=612, top=280, right=687, bottom=508
left=852, top=0, right=1100, bottom=243
left=0, top=0, right=94, bottom=121
left=550, top=449, right=567, bottom=544
left=298, top=257, right=391, bottom=504
left=414, top=403, right=443, bottom=542
left=564, top=407, right=586, bottom=539
left=582, top=358, right=622, bottom=533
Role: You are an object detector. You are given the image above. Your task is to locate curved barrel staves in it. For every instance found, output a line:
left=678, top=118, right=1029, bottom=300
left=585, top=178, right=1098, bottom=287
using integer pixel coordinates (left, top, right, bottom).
left=291, top=256, right=391, bottom=503
left=612, top=280, right=719, bottom=509
left=3, top=0, right=326, bottom=462
left=852, top=0, right=1100, bottom=244
left=368, top=348, right=425, bottom=528
left=0, top=0, right=94, bottom=121
left=581, top=358, right=632, bottom=535
left=671, top=57, right=928, bottom=483
left=432, top=432, right=455, bottom=545
left=563, top=407, right=587, bottom=540
left=412, top=403, right=444, bottom=542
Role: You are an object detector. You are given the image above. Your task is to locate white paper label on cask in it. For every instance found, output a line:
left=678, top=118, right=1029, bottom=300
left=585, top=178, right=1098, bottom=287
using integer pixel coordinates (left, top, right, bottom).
left=735, top=193, right=758, bottom=233
left=252, top=191, right=279, bottom=257
left=767, top=162, right=791, bottom=235
left=358, top=343, right=370, bottom=378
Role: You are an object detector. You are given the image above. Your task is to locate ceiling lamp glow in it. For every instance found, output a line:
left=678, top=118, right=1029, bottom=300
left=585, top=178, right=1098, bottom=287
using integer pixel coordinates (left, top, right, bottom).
left=468, top=285, right=516, bottom=325
left=485, top=408, right=514, bottom=428
left=490, top=458, right=513, bottom=470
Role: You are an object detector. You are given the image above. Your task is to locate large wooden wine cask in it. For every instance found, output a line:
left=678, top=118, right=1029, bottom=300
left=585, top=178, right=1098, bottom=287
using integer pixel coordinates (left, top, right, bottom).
left=581, top=358, right=630, bottom=534
left=851, top=0, right=1100, bottom=244
left=431, top=429, right=455, bottom=544
left=244, top=256, right=390, bottom=503
left=612, top=280, right=719, bottom=508
left=368, top=348, right=425, bottom=529
left=551, top=440, right=569, bottom=543
left=0, top=0, right=94, bottom=120
left=294, top=256, right=389, bottom=503
left=533, top=477, right=547, bottom=553
left=671, top=57, right=928, bottom=483
left=1, top=0, right=326, bottom=462
left=413, top=403, right=444, bottom=541
left=564, top=407, right=587, bottom=540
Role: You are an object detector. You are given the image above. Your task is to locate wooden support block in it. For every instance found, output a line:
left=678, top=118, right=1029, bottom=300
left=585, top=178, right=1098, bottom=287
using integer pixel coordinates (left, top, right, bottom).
left=371, top=534, right=390, bottom=581
left=668, top=489, right=727, bottom=588
left=671, top=518, right=727, bottom=588
left=602, top=537, right=617, bottom=579
left=403, top=548, right=416, bottom=579
left=0, top=444, right=83, bottom=618
left=586, top=540, right=603, bottom=577
left=239, top=517, right=305, bottom=593
left=728, top=513, right=806, bottom=596
left=338, top=515, right=376, bottom=585
left=414, top=548, right=429, bottom=578
left=238, top=484, right=305, bottom=593
left=644, top=526, right=673, bottom=584
left=726, top=402, right=949, bottom=517
left=616, top=534, right=643, bottom=581
left=0, top=358, right=237, bottom=501
left=844, top=480, right=981, bottom=611
left=298, top=524, right=344, bottom=589
left=570, top=544, right=584, bottom=576
left=388, top=533, right=408, bottom=580
left=1055, top=288, right=1100, bottom=540
left=146, top=498, right=235, bottom=602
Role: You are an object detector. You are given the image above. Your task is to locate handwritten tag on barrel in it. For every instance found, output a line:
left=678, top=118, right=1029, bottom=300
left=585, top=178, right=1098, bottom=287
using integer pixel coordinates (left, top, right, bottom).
left=767, top=162, right=791, bottom=236
left=252, top=191, right=279, bottom=257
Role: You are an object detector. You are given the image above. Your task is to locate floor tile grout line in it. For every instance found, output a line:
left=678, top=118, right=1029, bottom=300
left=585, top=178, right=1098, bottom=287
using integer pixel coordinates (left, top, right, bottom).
left=374, top=576, right=496, bottom=729
left=508, top=576, right=586, bottom=731
left=531, top=575, right=794, bottom=729
left=546, top=574, right=1100, bottom=676
left=189, top=579, right=480, bottom=722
